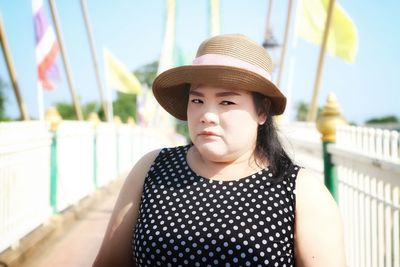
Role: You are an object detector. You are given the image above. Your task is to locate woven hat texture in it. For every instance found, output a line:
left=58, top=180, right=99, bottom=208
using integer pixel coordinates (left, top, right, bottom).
left=152, top=34, right=286, bottom=120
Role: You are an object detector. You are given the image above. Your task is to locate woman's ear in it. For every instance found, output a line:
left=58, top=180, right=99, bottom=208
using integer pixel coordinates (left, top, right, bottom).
left=258, top=98, right=271, bottom=125
left=258, top=114, right=267, bottom=125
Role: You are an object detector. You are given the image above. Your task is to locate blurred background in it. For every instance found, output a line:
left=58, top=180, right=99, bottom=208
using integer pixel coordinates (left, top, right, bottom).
left=0, top=1, right=399, bottom=267
left=0, top=0, right=399, bottom=127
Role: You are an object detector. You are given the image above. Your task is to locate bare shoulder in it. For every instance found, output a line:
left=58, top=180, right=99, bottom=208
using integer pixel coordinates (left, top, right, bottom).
left=115, top=148, right=162, bottom=205
left=296, top=168, right=330, bottom=199
left=117, top=148, right=162, bottom=202
left=125, top=149, right=162, bottom=186
left=294, top=168, right=346, bottom=267
left=93, top=149, right=161, bottom=267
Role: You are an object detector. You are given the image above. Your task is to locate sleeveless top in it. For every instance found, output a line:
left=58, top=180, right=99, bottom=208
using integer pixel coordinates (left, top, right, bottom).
left=133, top=145, right=300, bottom=267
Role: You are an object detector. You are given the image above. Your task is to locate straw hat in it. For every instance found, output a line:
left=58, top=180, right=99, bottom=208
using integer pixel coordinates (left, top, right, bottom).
left=152, top=33, right=286, bottom=121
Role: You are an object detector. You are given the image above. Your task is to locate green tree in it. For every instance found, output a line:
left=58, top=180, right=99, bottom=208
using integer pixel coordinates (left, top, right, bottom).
left=53, top=94, right=136, bottom=122
left=365, top=115, right=399, bottom=124
left=133, top=61, right=158, bottom=88
left=54, top=100, right=106, bottom=120
left=82, top=101, right=105, bottom=121
left=295, top=101, right=322, bottom=122
left=295, top=101, right=309, bottom=121
left=55, top=101, right=76, bottom=120
left=112, top=92, right=136, bottom=122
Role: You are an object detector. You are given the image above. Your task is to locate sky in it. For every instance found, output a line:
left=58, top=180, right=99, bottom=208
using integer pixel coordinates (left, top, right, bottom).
left=0, top=0, right=399, bottom=124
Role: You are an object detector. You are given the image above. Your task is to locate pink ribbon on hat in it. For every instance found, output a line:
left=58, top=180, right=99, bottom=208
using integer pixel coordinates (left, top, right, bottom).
left=192, top=54, right=272, bottom=81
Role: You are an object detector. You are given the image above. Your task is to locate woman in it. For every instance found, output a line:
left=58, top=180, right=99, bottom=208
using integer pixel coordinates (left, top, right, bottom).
left=93, top=34, right=345, bottom=267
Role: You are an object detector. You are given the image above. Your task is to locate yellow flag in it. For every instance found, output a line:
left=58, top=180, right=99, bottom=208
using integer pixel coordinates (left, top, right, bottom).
left=297, top=0, right=358, bottom=63
left=104, top=48, right=141, bottom=94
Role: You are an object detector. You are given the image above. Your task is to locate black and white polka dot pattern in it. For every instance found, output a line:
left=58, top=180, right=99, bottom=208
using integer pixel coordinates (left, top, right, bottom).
left=133, top=145, right=299, bottom=266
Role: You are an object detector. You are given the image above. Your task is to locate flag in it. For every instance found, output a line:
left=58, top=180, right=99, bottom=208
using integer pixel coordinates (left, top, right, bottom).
left=157, top=0, right=176, bottom=74
left=32, top=0, right=60, bottom=90
left=297, top=0, right=358, bottom=63
left=103, top=48, right=141, bottom=95
left=209, top=0, right=220, bottom=36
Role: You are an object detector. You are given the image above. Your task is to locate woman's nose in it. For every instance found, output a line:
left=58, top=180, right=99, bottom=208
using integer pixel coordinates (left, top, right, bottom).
left=200, top=110, right=219, bottom=124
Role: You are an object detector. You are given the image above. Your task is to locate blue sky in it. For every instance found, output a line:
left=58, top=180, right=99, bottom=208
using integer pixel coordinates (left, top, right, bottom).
left=0, top=0, right=399, bottom=124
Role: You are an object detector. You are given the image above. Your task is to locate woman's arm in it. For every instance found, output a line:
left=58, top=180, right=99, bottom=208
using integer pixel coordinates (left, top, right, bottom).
left=92, top=149, right=161, bottom=267
left=294, top=168, right=346, bottom=267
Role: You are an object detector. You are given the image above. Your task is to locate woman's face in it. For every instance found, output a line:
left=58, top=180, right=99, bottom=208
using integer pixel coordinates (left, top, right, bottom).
left=187, top=85, right=265, bottom=162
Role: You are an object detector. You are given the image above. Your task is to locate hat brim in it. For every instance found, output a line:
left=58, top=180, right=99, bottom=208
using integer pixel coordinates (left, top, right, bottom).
left=152, top=65, right=286, bottom=121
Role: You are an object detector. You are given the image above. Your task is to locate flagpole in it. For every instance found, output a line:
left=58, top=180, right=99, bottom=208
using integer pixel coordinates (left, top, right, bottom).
left=37, top=83, right=45, bottom=120
left=107, top=82, right=113, bottom=121
left=157, top=0, right=176, bottom=75
left=282, top=0, right=301, bottom=123
left=263, top=0, right=273, bottom=42
left=209, top=0, right=220, bottom=37
left=155, top=0, right=176, bottom=131
left=307, top=0, right=336, bottom=122
left=48, top=0, right=83, bottom=120
left=80, top=0, right=109, bottom=121
left=0, top=14, right=30, bottom=121
left=276, top=0, right=293, bottom=88
left=102, top=48, right=114, bottom=121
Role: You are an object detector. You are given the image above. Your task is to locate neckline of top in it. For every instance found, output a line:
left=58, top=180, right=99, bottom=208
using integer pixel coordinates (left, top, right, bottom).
left=181, top=145, right=274, bottom=184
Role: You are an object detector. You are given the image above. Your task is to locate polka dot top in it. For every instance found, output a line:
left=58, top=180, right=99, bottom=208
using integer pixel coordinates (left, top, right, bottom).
left=133, top=145, right=300, bottom=267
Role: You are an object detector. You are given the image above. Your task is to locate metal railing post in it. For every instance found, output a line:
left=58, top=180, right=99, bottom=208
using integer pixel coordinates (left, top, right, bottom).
left=45, top=107, right=62, bottom=213
left=89, top=112, right=100, bottom=189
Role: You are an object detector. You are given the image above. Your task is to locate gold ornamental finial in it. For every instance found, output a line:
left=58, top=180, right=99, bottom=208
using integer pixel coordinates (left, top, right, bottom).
left=316, top=93, right=347, bottom=142
left=88, top=112, right=101, bottom=127
left=45, top=106, right=62, bottom=131
left=127, top=116, right=136, bottom=126
left=113, top=115, right=122, bottom=125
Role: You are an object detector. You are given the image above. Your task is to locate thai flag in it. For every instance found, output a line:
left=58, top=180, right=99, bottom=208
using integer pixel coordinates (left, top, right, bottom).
left=32, top=0, right=60, bottom=90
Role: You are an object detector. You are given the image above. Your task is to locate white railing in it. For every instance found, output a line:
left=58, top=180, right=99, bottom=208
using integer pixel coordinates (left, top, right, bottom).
left=56, top=121, right=95, bottom=211
left=118, top=124, right=135, bottom=174
left=0, top=120, right=183, bottom=254
left=330, top=125, right=400, bottom=267
left=0, top=122, right=52, bottom=252
left=96, top=123, right=118, bottom=187
left=281, top=122, right=400, bottom=267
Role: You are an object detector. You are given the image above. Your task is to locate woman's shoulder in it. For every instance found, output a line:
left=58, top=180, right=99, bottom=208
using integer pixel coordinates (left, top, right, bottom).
left=131, top=149, right=163, bottom=176
left=295, top=168, right=336, bottom=207
left=294, top=167, right=343, bottom=231
left=295, top=168, right=322, bottom=188
left=121, top=148, right=164, bottom=194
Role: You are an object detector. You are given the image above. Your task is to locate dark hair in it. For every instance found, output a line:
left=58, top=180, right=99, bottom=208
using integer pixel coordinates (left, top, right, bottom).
left=252, top=92, right=293, bottom=182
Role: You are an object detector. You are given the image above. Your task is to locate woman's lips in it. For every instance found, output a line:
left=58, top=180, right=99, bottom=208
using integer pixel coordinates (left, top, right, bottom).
left=198, top=131, right=219, bottom=137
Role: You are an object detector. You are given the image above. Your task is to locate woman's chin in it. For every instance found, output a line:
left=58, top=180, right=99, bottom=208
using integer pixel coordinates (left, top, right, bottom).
left=194, top=143, right=229, bottom=162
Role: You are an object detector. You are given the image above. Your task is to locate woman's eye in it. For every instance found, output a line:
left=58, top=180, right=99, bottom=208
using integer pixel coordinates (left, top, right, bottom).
left=221, top=100, right=235, bottom=105
left=191, top=99, right=203, bottom=104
